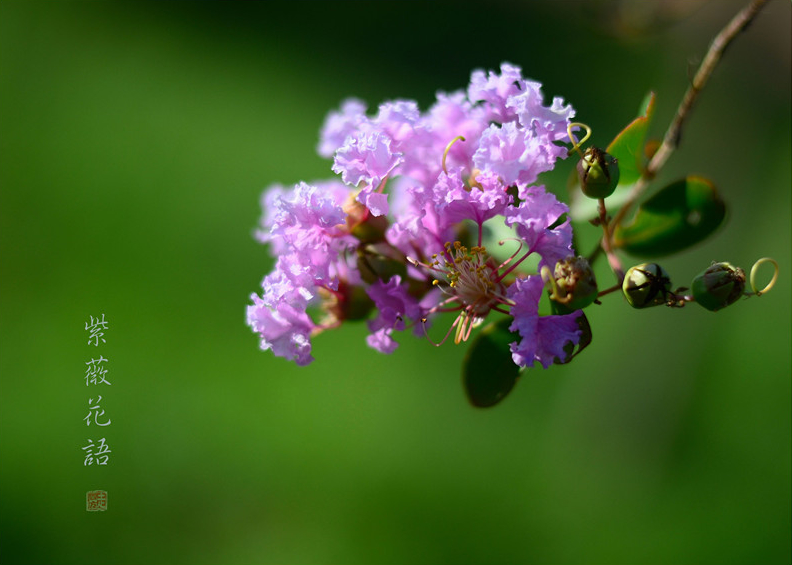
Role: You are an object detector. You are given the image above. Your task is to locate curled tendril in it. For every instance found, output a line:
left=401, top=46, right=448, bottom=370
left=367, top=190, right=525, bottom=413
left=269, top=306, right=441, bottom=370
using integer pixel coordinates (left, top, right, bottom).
left=442, top=135, right=466, bottom=174
left=749, top=257, right=779, bottom=296
left=566, top=122, right=591, bottom=159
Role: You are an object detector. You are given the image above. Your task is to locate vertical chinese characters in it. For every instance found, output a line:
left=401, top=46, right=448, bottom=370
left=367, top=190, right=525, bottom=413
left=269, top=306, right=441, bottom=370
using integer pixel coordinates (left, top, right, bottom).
left=82, top=314, right=111, bottom=475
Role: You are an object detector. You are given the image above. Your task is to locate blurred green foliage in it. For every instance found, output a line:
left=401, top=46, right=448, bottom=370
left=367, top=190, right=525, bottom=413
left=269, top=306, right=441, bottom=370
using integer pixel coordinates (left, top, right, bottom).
left=1, top=1, right=789, bottom=564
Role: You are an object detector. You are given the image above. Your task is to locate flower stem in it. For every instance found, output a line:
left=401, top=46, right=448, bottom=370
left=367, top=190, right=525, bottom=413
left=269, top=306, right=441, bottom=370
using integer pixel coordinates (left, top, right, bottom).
left=597, top=283, right=622, bottom=299
left=598, top=198, right=623, bottom=283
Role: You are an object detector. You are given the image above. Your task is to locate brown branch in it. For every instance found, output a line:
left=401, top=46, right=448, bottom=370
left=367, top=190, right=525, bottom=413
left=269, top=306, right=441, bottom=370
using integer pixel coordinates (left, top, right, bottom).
left=609, top=0, right=770, bottom=234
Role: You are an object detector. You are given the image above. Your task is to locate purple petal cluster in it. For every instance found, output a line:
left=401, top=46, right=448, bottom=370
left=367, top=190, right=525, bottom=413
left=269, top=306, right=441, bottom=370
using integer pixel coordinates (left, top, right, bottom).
left=249, top=63, right=582, bottom=368
left=246, top=181, right=356, bottom=365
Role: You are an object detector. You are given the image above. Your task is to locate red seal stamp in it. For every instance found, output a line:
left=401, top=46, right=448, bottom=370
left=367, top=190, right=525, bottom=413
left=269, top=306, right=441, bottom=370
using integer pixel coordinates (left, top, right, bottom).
left=86, top=490, right=108, bottom=511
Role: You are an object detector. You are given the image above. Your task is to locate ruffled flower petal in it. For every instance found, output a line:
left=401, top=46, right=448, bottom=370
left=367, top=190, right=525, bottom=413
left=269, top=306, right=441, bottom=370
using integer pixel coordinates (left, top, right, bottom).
left=507, top=276, right=581, bottom=368
left=332, top=132, right=402, bottom=187
left=317, top=98, right=369, bottom=159
left=504, top=186, right=573, bottom=268
left=332, top=132, right=403, bottom=216
left=433, top=169, right=511, bottom=228
left=473, top=122, right=553, bottom=188
left=266, top=181, right=352, bottom=288
left=506, top=82, right=575, bottom=149
left=365, top=275, right=421, bottom=354
left=467, top=62, right=524, bottom=123
left=247, top=270, right=316, bottom=366
left=535, top=313, right=582, bottom=369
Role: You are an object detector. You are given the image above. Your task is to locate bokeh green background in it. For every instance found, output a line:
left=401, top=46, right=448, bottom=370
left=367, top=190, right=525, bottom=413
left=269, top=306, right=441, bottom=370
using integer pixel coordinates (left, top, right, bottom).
left=1, top=1, right=790, bottom=564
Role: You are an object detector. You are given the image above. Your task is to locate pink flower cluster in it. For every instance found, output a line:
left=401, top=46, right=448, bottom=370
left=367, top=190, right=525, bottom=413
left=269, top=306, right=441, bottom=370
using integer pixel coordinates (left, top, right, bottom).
left=248, top=63, right=582, bottom=368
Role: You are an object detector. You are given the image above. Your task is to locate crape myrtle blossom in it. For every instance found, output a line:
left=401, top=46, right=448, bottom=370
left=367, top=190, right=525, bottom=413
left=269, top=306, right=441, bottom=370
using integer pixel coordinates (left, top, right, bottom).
left=507, top=275, right=582, bottom=369
left=248, top=63, right=582, bottom=369
left=331, top=132, right=402, bottom=217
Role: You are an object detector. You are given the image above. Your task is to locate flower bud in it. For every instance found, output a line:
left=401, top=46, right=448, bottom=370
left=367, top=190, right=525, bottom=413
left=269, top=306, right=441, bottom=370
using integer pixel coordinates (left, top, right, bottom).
left=356, top=245, right=407, bottom=285
left=691, top=262, right=745, bottom=311
left=344, top=195, right=389, bottom=243
left=622, top=263, right=671, bottom=308
left=576, top=146, right=619, bottom=199
left=550, top=256, right=598, bottom=313
left=322, top=280, right=374, bottom=322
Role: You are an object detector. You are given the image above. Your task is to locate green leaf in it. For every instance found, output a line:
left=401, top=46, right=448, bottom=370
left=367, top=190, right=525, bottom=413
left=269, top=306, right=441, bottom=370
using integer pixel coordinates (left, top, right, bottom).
left=613, top=176, right=726, bottom=257
left=606, top=91, right=656, bottom=186
left=569, top=92, right=655, bottom=221
left=462, top=317, right=520, bottom=408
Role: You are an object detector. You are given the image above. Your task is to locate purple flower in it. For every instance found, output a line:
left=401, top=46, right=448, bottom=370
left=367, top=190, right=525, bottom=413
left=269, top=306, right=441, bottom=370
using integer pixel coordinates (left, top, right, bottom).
left=266, top=181, right=353, bottom=289
left=473, top=122, right=555, bottom=189
left=506, top=81, right=576, bottom=148
left=246, top=300, right=314, bottom=366
left=432, top=169, right=512, bottom=229
left=246, top=266, right=316, bottom=366
left=372, top=100, right=421, bottom=147
left=534, top=314, right=582, bottom=368
left=467, top=62, right=524, bottom=124
left=365, top=275, right=422, bottom=354
left=506, top=276, right=581, bottom=368
left=254, top=183, right=290, bottom=248
left=332, top=132, right=403, bottom=216
left=420, top=92, right=488, bottom=177
left=504, top=186, right=573, bottom=269
left=249, top=62, right=581, bottom=372
left=317, top=98, right=369, bottom=159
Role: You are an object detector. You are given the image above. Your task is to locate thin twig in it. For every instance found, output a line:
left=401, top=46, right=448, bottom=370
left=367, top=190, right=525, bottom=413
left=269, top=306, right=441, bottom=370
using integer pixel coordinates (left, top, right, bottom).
left=608, top=0, right=770, bottom=234
left=597, top=198, right=623, bottom=282
left=596, top=283, right=622, bottom=299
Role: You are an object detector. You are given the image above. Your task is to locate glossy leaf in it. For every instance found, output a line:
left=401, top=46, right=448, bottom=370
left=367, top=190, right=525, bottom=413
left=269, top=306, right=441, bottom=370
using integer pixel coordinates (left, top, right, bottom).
left=462, top=317, right=520, bottom=408
left=613, top=176, right=726, bottom=257
left=606, top=91, right=656, bottom=186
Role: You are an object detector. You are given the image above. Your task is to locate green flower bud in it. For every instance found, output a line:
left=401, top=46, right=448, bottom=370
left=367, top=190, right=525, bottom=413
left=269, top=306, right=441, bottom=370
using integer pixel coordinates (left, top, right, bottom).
left=691, top=262, right=746, bottom=311
left=622, top=263, right=672, bottom=308
left=550, top=256, right=598, bottom=313
left=576, top=146, right=620, bottom=199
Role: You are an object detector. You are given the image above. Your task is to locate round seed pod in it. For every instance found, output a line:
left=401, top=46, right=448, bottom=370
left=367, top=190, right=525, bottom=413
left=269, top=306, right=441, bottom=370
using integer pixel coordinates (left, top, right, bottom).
left=691, top=262, right=746, bottom=311
left=551, top=256, right=598, bottom=313
left=622, top=263, right=672, bottom=308
left=576, top=146, right=620, bottom=199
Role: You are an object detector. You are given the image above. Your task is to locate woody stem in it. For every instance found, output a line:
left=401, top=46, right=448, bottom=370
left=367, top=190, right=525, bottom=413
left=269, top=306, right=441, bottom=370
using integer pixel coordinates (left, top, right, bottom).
left=608, top=0, right=769, bottom=235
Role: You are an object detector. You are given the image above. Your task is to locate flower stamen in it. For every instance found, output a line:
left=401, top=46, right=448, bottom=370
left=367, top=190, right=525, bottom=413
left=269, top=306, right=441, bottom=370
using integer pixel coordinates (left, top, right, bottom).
left=442, top=135, right=466, bottom=174
left=416, top=240, right=514, bottom=344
